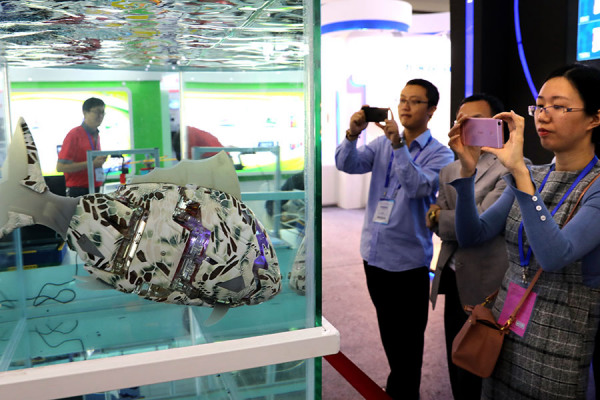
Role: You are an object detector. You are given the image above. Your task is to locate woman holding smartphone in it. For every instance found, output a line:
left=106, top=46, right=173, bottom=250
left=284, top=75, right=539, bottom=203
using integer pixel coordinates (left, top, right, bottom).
left=449, top=63, right=600, bottom=399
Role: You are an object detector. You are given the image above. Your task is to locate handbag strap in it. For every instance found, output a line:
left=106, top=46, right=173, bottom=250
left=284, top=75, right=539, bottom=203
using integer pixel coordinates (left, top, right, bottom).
left=502, top=171, right=600, bottom=330
left=564, top=172, right=600, bottom=223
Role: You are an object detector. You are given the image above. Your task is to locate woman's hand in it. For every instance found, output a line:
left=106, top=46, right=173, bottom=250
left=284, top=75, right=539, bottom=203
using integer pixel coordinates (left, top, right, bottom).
left=484, top=111, right=529, bottom=176
left=448, top=113, right=480, bottom=177
left=486, top=111, right=533, bottom=194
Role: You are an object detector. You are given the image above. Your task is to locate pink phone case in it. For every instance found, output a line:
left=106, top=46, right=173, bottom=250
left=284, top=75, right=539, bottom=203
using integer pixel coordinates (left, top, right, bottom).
left=462, top=118, right=504, bottom=148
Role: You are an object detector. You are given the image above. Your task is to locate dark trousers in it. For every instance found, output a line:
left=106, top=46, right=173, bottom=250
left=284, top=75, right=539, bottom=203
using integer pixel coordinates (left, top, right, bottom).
left=364, top=262, right=429, bottom=400
left=440, top=267, right=482, bottom=400
left=66, top=186, right=101, bottom=197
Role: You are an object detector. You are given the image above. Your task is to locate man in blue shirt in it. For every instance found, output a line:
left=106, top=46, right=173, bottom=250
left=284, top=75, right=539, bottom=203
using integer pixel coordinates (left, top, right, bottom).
left=335, top=79, right=454, bottom=399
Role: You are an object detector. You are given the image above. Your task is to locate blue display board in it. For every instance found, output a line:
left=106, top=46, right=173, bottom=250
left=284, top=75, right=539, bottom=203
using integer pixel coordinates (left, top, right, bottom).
left=577, top=0, right=600, bottom=60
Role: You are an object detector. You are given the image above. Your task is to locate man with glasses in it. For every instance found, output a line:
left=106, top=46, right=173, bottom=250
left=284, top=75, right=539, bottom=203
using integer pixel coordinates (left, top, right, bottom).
left=428, top=93, right=517, bottom=400
left=57, top=97, right=107, bottom=197
left=335, top=79, right=454, bottom=399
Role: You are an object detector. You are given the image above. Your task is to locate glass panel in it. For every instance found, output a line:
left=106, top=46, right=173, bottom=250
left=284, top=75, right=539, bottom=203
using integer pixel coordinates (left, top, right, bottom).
left=80, top=361, right=308, bottom=399
left=0, top=64, right=28, bottom=371
left=180, top=71, right=309, bottom=332
left=0, top=0, right=318, bottom=397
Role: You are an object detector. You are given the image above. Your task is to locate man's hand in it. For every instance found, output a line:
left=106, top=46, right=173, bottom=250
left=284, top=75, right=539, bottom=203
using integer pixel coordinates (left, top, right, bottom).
left=93, top=155, right=107, bottom=168
left=346, top=107, right=369, bottom=139
left=375, top=109, right=401, bottom=147
left=426, top=204, right=441, bottom=229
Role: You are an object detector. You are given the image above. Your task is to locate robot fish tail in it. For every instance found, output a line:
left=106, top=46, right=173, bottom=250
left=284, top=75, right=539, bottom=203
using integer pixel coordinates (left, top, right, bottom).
left=0, top=117, right=49, bottom=239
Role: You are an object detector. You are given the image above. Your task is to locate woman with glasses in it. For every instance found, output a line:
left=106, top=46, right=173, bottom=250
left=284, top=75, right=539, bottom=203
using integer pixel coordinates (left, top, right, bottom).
left=448, top=63, right=600, bottom=399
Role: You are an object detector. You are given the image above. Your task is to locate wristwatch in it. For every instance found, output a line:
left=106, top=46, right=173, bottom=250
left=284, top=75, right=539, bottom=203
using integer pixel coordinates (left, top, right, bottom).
left=392, top=136, right=405, bottom=149
left=428, top=209, right=438, bottom=224
left=346, top=129, right=360, bottom=141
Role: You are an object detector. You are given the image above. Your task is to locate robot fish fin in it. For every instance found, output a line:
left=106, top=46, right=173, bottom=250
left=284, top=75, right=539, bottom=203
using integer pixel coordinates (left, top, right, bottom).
left=203, top=303, right=230, bottom=326
left=0, top=117, right=77, bottom=240
left=0, top=118, right=48, bottom=239
left=129, top=151, right=242, bottom=199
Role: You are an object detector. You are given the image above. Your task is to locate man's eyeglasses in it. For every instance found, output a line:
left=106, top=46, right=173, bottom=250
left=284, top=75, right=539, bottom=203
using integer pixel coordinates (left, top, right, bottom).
left=399, top=99, right=429, bottom=107
left=527, top=105, right=585, bottom=117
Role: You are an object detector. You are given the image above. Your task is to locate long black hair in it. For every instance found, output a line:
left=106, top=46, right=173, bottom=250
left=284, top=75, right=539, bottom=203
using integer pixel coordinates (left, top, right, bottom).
left=545, top=64, right=600, bottom=157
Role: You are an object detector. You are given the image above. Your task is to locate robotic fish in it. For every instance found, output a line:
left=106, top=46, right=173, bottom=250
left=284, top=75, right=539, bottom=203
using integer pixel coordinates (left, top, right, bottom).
left=0, top=118, right=281, bottom=322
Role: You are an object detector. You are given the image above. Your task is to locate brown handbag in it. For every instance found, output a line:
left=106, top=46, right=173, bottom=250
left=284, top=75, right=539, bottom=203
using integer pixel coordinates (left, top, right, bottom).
left=451, top=171, right=600, bottom=378
left=450, top=302, right=503, bottom=378
left=451, top=269, right=541, bottom=378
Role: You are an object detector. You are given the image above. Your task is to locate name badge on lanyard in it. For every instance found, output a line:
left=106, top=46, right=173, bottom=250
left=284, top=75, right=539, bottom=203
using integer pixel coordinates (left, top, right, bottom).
left=372, top=136, right=431, bottom=225
left=498, top=282, right=537, bottom=337
left=95, top=167, right=106, bottom=183
left=374, top=199, right=394, bottom=224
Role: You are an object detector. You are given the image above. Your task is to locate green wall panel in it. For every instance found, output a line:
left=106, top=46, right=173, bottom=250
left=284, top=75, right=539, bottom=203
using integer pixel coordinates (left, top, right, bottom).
left=11, top=80, right=165, bottom=156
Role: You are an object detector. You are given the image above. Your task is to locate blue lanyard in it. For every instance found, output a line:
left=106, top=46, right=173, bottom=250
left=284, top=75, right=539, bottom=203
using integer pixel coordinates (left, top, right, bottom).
left=518, top=156, right=598, bottom=267
left=383, top=136, right=432, bottom=197
left=86, top=131, right=98, bottom=151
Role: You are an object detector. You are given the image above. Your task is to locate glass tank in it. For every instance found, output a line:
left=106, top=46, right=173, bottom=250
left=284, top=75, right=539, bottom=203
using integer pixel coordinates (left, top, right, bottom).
left=0, top=1, right=326, bottom=399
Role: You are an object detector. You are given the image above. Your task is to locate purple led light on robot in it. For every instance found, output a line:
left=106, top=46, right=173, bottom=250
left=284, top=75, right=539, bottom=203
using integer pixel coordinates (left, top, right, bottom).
left=171, top=206, right=212, bottom=288
left=179, top=213, right=211, bottom=265
left=252, top=225, right=269, bottom=273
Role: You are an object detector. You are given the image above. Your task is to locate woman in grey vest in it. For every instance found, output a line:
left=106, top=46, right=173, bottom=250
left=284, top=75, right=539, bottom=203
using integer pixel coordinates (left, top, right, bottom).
left=449, top=64, right=600, bottom=399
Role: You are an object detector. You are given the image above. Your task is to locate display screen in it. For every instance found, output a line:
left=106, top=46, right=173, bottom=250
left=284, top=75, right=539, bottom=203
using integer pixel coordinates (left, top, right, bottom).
left=9, top=89, right=132, bottom=176
left=577, top=0, right=600, bottom=61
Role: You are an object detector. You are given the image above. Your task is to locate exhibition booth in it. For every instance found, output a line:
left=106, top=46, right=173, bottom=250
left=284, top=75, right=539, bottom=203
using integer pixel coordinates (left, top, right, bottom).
left=320, top=2, right=451, bottom=208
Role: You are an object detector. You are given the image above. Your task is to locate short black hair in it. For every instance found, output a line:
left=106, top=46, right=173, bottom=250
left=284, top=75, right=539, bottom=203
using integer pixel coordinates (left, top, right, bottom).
left=82, top=97, right=105, bottom=112
left=406, top=78, right=440, bottom=107
left=458, top=93, right=504, bottom=116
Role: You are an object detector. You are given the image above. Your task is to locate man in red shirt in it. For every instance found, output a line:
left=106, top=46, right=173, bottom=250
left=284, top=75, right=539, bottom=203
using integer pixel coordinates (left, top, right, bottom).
left=56, top=97, right=107, bottom=197
left=186, top=126, right=223, bottom=159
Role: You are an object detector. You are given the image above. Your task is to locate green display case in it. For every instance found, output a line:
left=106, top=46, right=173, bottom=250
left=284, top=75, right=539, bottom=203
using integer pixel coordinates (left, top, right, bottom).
left=0, top=1, right=334, bottom=399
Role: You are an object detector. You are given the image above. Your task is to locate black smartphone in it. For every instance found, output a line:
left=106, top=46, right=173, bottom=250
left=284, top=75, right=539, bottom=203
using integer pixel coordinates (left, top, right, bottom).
left=362, top=106, right=389, bottom=123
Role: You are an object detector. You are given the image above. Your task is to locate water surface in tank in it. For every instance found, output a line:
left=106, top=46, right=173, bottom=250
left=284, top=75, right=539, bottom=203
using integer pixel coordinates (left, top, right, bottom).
left=0, top=0, right=306, bottom=70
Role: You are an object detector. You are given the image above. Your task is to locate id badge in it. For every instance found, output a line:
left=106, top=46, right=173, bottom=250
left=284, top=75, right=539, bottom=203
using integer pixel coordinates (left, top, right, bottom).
left=95, top=167, right=106, bottom=183
left=497, top=282, right=537, bottom=337
left=373, top=199, right=394, bottom=224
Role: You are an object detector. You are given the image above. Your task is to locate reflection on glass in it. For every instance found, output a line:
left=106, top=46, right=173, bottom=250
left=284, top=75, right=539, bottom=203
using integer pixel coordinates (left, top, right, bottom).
left=9, top=90, right=132, bottom=175
left=0, top=0, right=315, bottom=398
left=0, top=75, right=5, bottom=173
left=0, top=0, right=306, bottom=71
